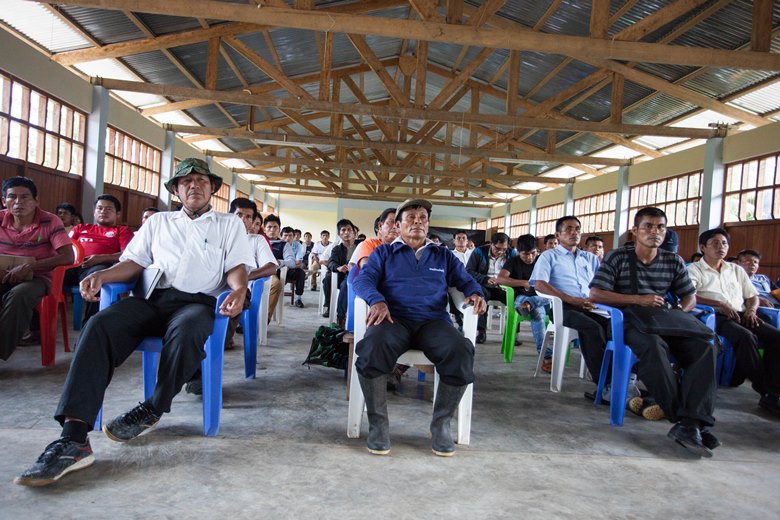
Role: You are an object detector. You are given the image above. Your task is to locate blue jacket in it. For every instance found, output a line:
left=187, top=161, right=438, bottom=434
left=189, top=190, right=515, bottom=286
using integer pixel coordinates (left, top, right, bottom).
left=466, top=243, right=516, bottom=285
left=353, top=240, right=484, bottom=322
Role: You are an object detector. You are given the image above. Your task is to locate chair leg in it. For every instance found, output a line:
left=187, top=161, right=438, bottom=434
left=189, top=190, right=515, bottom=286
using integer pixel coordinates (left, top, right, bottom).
left=72, top=292, right=83, bottom=331
left=142, top=350, right=159, bottom=401
left=241, top=311, right=257, bottom=379
left=456, top=383, right=473, bottom=445
left=608, top=343, right=635, bottom=427
left=347, top=359, right=366, bottom=438
left=59, top=299, right=71, bottom=352
left=550, top=329, right=570, bottom=393
left=38, top=299, right=56, bottom=367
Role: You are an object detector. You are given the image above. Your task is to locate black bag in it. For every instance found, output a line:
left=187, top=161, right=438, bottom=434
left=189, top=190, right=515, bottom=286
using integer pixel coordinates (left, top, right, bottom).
left=621, top=249, right=715, bottom=340
left=302, top=324, right=349, bottom=369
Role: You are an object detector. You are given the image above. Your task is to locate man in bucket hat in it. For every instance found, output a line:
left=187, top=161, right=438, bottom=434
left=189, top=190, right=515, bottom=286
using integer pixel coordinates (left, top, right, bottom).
left=352, top=198, right=486, bottom=457
left=15, top=158, right=254, bottom=487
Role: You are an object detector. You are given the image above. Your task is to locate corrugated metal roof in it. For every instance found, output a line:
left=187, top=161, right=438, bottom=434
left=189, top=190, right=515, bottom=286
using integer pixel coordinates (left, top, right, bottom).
left=60, top=6, right=145, bottom=45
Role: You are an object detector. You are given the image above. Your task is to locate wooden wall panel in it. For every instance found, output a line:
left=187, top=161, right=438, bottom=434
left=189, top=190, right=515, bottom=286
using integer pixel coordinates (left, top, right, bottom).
left=673, top=225, right=700, bottom=264
left=101, top=184, right=157, bottom=229
left=725, top=221, right=780, bottom=282
left=0, top=156, right=81, bottom=215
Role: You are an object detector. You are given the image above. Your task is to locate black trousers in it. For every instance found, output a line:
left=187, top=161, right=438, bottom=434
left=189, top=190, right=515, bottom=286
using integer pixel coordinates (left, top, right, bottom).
left=284, top=267, right=305, bottom=296
left=561, top=304, right=611, bottom=382
left=54, top=288, right=216, bottom=429
left=0, top=278, right=48, bottom=361
left=624, top=326, right=717, bottom=426
left=336, top=277, right=349, bottom=320
left=355, top=317, right=475, bottom=386
left=478, top=285, right=506, bottom=330
left=717, top=314, right=780, bottom=397
left=63, top=263, right=114, bottom=323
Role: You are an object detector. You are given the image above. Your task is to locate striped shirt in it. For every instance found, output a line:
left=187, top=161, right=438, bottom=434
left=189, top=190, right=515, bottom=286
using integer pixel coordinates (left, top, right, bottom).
left=590, top=246, right=695, bottom=299
left=0, top=208, right=71, bottom=283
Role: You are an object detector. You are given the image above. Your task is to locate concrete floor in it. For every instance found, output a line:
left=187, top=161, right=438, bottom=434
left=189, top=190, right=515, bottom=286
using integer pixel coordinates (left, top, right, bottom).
left=1, top=290, right=779, bottom=519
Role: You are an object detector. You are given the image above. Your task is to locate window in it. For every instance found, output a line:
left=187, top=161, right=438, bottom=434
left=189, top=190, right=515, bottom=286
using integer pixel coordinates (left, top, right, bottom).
left=574, top=192, right=616, bottom=233
left=629, top=172, right=701, bottom=227
left=491, top=215, right=505, bottom=233
left=105, top=127, right=160, bottom=196
left=509, top=211, right=529, bottom=239
left=237, top=190, right=249, bottom=200
left=0, top=71, right=86, bottom=175
left=267, top=205, right=275, bottom=214
left=475, top=219, right=487, bottom=231
left=536, top=203, right=564, bottom=237
left=723, top=154, right=779, bottom=222
left=212, top=182, right=229, bottom=213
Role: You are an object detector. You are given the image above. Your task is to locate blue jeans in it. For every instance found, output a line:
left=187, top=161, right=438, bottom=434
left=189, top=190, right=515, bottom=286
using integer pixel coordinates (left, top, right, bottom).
left=514, top=295, right=549, bottom=354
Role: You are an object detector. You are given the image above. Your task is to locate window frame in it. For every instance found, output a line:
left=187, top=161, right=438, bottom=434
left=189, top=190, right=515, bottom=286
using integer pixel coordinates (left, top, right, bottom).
left=104, top=126, right=161, bottom=197
left=574, top=192, right=616, bottom=234
left=723, top=153, right=779, bottom=223
left=628, top=171, right=702, bottom=227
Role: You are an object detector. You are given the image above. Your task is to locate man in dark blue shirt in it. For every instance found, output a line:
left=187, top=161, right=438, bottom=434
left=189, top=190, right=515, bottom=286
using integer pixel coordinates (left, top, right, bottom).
left=353, top=198, right=485, bottom=457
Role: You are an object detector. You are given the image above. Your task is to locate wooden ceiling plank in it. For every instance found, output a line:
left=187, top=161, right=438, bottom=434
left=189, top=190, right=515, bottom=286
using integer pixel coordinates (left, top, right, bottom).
left=752, top=0, right=773, bottom=52
left=347, top=33, right=410, bottom=107
left=610, top=72, right=624, bottom=124
left=589, top=0, right=610, bottom=39
left=205, top=36, right=220, bottom=90
left=223, top=36, right=311, bottom=99
left=415, top=40, right=428, bottom=108
left=319, top=31, right=333, bottom=101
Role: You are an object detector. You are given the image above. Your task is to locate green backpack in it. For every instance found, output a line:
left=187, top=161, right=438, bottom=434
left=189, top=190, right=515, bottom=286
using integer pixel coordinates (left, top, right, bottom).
left=302, top=324, right=349, bottom=369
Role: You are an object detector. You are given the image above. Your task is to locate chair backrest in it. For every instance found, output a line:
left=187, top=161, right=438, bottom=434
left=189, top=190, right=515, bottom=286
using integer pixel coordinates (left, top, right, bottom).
left=49, top=239, right=86, bottom=298
left=534, top=290, right=564, bottom=330
left=346, top=264, right=361, bottom=331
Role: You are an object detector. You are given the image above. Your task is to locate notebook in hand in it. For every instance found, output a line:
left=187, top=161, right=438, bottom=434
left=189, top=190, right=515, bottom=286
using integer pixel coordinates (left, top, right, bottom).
left=132, top=268, right=163, bottom=299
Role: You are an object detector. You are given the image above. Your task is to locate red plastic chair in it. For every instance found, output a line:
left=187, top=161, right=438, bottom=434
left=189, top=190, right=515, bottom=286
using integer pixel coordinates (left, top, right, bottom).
left=36, top=239, right=84, bottom=366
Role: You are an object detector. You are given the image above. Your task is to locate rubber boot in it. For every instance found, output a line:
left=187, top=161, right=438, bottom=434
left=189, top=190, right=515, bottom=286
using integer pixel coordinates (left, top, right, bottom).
left=430, top=382, right=467, bottom=457
left=358, top=374, right=390, bottom=455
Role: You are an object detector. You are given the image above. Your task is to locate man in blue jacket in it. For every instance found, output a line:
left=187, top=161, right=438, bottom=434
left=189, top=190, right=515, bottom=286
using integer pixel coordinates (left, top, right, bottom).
left=466, top=232, right=515, bottom=343
left=353, top=198, right=486, bottom=457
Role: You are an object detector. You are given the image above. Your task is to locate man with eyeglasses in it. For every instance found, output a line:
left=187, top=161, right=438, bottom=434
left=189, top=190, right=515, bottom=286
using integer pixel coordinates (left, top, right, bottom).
left=466, top=232, right=515, bottom=344
left=0, top=176, right=74, bottom=361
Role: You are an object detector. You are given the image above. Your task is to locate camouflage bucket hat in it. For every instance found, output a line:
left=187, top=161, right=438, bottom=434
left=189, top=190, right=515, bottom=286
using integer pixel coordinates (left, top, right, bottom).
left=164, top=158, right=224, bottom=195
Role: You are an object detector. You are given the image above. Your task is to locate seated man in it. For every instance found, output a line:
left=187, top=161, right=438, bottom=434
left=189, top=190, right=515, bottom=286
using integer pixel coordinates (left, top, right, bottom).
left=140, top=206, right=159, bottom=227
left=688, top=228, right=780, bottom=418
left=322, top=219, right=357, bottom=320
left=1, top=177, right=74, bottom=361
left=590, top=207, right=718, bottom=458
left=64, top=194, right=134, bottom=322
left=543, top=234, right=558, bottom=250
left=352, top=209, right=397, bottom=268
left=530, top=216, right=607, bottom=395
left=309, top=230, right=330, bottom=291
left=496, top=234, right=550, bottom=369
left=281, top=226, right=306, bottom=307
left=584, top=235, right=605, bottom=262
left=451, top=230, right=472, bottom=265
left=353, top=198, right=485, bottom=457
left=55, top=202, right=77, bottom=234
left=264, top=215, right=304, bottom=311
left=737, top=249, right=779, bottom=308
left=466, top=232, right=515, bottom=343
left=15, top=158, right=253, bottom=486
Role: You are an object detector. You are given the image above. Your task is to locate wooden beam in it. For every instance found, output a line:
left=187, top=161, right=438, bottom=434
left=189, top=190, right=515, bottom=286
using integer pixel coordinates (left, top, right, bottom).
left=347, top=34, right=410, bottom=107
left=319, top=31, right=333, bottom=101
left=610, top=72, right=624, bottom=124
left=615, top=0, right=710, bottom=41
left=96, top=77, right=722, bottom=139
left=223, top=36, right=311, bottom=99
left=39, top=0, right=780, bottom=70
left=415, top=40, right=428, bottom=107
left=752, top=0, right=773, bottom=52
left=205, top=37, right=220, bottom=90
left=589, top=0, right=610, bottom=38
left=250, top=187, right=500, bottom=206
left=446, top=0, right=464, bottom=24
left=467, top=0, right=507, bottom=27
left=408, top=0, right=441, bottom=22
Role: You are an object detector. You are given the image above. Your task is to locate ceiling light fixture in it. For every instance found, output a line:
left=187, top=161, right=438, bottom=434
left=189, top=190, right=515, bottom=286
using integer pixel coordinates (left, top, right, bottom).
left=489, top=157, right=550, bottom=166
left=255, top=138, right=317, bottom=148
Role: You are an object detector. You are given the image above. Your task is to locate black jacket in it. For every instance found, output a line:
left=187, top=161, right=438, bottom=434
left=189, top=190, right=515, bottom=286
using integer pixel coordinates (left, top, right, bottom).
left=466, top=244, right=516, bottom=285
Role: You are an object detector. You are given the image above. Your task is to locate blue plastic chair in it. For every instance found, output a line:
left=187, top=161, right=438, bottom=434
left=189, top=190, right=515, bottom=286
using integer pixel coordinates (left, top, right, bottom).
left=69, top=285, right=84, bottom=330
left=345, top=265, right=361, bottom=332
left=239, top=277, right=268, bottom=379
left=716, top=306, right=779, bottom=386
left=94, top=282, right=231, bottom=437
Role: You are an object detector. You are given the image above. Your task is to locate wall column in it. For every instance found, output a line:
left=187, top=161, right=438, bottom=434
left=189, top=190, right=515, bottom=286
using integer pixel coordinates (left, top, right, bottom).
left=700, top=136, right=726, bottom=234
left=564, top=183, right=574, bottom=215
left=528, top=194, right=538, bottom=236
left=613, top=165, right=630, bottom=247
left=249, top=185, right=255, bottom=202
left=158, top=129, right=175, bottom=210
left=229, top=172, right=237, bottom=202
left=82, top=85, right=108, bottom=221
left=503, top=203, right=511, bottom=236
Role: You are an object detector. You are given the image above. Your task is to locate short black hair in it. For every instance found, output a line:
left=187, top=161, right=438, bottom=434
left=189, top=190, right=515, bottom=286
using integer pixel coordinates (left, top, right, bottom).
left=320, top=229, right=329, bottom=236
left=253, top=213, right=263, bottom=225
left=95, top=194, right=122, bottom=213
left=2, top=176, right=37, bottom=199
left=634, top=206, right=667, bottom=227
left=516, top=234, right=538, bottom=252
left=555, top=216, right=580, bottom=233
left=690, top=252, right=703, bottom=262
left=585, top=235, right=604, bottom=247
left=336, top=218, right=355, bottom=234
left=304, top=232, right=312, bottom=238
left=737, top=249, right=761, bottom=261
left=229, top=197, right=256, bottom=214
left=374, top=208, right=396, bottom=233
left=698, top=227, right=729, bottom=247
left=264, top=214, right=281, bottom=226
left=56, top=202, right=77, bottom=214
left=281, top=226, right=294, bottom=234
left=293, top=229, right=301, bottom=235
left=544, top=234, right=556, bottom=243
left=491, top=232, right=510, bottom=245
left=142, top=207, right=159, bottom=215
left=429, top=234, right=441, bottom=241
left=453, top=230, right=468, bottom=238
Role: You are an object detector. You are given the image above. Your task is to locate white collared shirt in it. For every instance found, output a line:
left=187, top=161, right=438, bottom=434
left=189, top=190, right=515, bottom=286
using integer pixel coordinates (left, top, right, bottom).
left=121, top=209, right=254, bottom=297
left=451, top=248, right=472, bottom=265
left=248, top=234, right=278, bottom=270
left=687, top=258, right=758, bottom=312
left=391, top=236, right=433, bottom=260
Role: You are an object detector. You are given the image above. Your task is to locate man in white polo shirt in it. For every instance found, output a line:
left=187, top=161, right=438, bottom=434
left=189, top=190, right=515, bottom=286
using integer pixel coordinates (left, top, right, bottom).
left=16, top=158, right=255, bottom=487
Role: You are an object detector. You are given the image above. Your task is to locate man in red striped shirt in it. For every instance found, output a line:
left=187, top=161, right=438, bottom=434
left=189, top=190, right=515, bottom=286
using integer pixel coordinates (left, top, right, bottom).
left=0, top=177, right=74, bottom=361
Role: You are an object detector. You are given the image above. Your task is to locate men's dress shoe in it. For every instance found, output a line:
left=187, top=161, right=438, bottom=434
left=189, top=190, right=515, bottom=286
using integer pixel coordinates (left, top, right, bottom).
left=541, top=357, right=552, bottom=373
left=667, top=423, right=712, bottom=458
left=321, top=309, right=329, bottom=318
left=294, top=299, right=305, bottom=308
left=476, top=330, right=486, bottom=344
left=700, top=428, right=721, bottom=450
left=18, top=330, right=41, bottom=346
left=584, top=386, right=610, bottom=405
left=759, top=395, right=780, bottom=418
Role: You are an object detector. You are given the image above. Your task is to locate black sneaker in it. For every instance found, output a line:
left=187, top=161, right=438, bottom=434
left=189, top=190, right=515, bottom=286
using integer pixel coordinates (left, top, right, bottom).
left=103, top=402, right=161, bottom=442
left=322, top=309, right=329, bottom=318
left=294, top=299, right=305, bottom=308
left=700, top=428, right=721, bottom=450
left=14, top=437, right=94, bottom=487
left=759, top=395, right=780, bottom=418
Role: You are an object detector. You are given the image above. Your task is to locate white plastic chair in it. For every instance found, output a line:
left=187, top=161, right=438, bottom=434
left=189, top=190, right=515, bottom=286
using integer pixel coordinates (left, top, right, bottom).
left=485, top=299, right=506, bottom=335
left=317, top=266, right=328, bottom=315
left=258, top=277, right=271, bottom=346
left=533, top=290, right=587, bottom=392
left=328, top=272, right=339, bottom=323
left=347, top=288, right=478, bottom=445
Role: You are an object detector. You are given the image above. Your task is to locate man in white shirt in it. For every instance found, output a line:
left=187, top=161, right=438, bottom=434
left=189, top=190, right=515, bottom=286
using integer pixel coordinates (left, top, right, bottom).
left=16, top=158, right=255, bottom=487
left=309, top=230, right=330, bottom=291
left=688, top=227, right=780, bottom=417
left=451, top=230, right=472, bottom=265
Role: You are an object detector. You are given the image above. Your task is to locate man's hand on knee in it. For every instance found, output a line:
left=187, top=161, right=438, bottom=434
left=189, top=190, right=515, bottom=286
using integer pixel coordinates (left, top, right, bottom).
left=366, top=302, right=393, bottom=327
